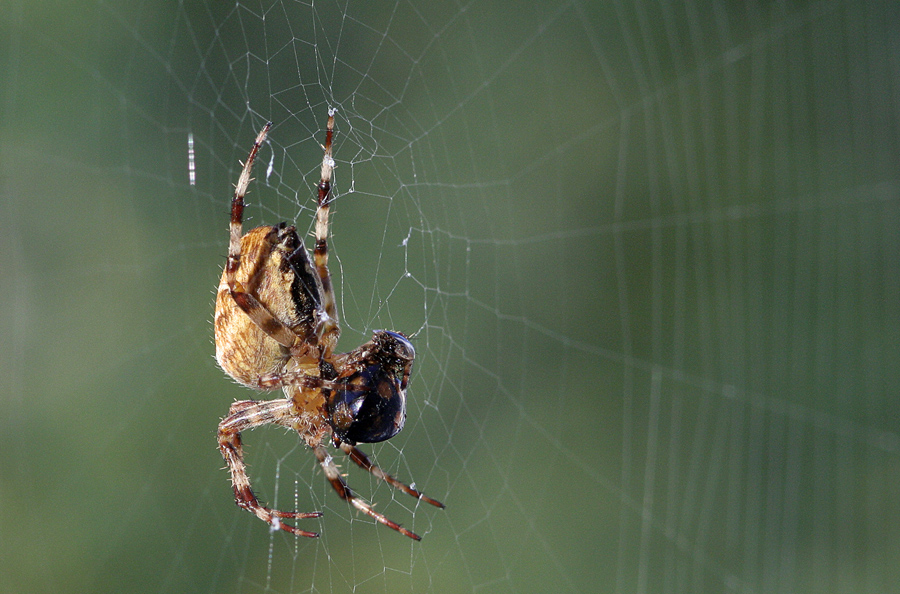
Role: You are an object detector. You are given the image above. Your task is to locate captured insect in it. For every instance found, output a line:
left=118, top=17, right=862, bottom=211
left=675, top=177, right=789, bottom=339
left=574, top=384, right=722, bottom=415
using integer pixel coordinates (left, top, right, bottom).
left=215, top=111, right=444, bottom=540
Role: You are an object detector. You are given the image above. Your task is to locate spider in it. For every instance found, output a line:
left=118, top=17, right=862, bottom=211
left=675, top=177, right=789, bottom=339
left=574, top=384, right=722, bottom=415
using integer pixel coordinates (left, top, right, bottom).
left=215, top=111, right=443, bottom=541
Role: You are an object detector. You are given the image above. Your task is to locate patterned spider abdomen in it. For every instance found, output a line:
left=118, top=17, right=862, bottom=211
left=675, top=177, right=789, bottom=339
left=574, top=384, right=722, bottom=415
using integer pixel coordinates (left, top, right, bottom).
left=215, top=224, right=323, bottom=389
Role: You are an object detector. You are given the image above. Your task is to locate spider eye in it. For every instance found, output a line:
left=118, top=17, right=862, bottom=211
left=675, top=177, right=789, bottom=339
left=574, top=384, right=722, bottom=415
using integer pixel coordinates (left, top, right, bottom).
left=327, top=364, right=407, bottom=445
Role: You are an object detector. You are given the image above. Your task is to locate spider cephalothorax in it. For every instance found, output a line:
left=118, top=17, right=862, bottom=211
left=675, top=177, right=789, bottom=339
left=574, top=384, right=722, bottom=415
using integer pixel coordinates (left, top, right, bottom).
left=215, top=113, right=442, bottom=541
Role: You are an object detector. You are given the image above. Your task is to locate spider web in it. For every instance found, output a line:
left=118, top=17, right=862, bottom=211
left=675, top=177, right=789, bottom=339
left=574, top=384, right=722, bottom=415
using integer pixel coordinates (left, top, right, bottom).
left=1, top=0, right=899, bottom=593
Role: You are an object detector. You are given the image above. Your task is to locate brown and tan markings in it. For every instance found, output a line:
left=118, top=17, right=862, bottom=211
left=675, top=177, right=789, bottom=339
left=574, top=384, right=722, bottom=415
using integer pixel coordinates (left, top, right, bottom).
left=214, top=111, right=444, bottom=540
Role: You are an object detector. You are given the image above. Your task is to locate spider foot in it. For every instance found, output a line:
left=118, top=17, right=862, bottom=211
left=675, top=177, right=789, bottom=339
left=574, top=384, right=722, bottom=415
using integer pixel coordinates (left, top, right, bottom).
left=352, top=499, right=422, bottom=541
left=315, top=445, right=428, bottom=541
left=235, top=486, right=322, bottom=538
left=267, top=515, right=321, bottom=538
left=341, top=443, right=446, bottom=509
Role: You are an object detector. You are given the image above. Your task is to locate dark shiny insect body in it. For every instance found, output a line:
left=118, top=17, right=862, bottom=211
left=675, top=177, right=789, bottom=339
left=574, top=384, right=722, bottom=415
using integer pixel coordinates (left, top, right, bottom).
left=215, top=112, right=443, bottom=540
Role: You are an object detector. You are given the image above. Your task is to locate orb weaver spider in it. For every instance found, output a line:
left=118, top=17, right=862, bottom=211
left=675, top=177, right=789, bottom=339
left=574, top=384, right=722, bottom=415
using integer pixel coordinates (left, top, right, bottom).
left=214, top=111, right=443, bottom=540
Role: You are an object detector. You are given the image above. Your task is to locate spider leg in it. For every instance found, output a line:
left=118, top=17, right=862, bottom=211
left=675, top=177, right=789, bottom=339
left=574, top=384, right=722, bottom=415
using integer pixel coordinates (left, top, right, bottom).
left=218, top=398, right=322, bottom=538
left=314, top=444, right=423, bottom=541
left=223, top=115, right=341, bottom=359
left=227, top=123, right=271, bottom=279
left=223, top=125, right=317, bottom=358
left=339, top=443, right=445, bottom=508
left=228, top=281, right=303, bottom=350
left=312, top=110, right=340, bottom=354
left=223, top=123, right=300, bottom=350
left=240, top=369, right=335, bottom=392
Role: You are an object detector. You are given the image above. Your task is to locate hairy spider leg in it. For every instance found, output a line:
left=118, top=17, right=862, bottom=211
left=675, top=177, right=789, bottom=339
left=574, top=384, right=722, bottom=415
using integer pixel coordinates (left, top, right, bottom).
left=312, top=110, right=340, bottom=356
left=223, top=125, right=323, bottom=363
left=227, top=123, right=270, bottom=278
left=218, top=399, right=323, bottom=538
left=339, top=442, right=445, bottom=509
left=237, top=371, right=335, bottom=392
left=313, top=445, right=423, bottom=541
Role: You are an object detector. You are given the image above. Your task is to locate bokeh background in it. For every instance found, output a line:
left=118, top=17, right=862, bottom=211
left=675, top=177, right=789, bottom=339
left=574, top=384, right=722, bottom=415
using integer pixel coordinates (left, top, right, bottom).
left=2, top=1, right=898, bottom=593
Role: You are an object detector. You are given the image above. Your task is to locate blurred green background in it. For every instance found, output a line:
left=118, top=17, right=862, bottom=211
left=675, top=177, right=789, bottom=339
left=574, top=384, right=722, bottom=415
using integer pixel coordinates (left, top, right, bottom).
left=1, top=1, right=898, bottom=593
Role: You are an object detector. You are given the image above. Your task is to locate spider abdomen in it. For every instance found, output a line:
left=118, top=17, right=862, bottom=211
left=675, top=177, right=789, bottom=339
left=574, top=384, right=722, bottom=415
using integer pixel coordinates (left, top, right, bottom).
left=215, top=224, right=322, bottom=389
